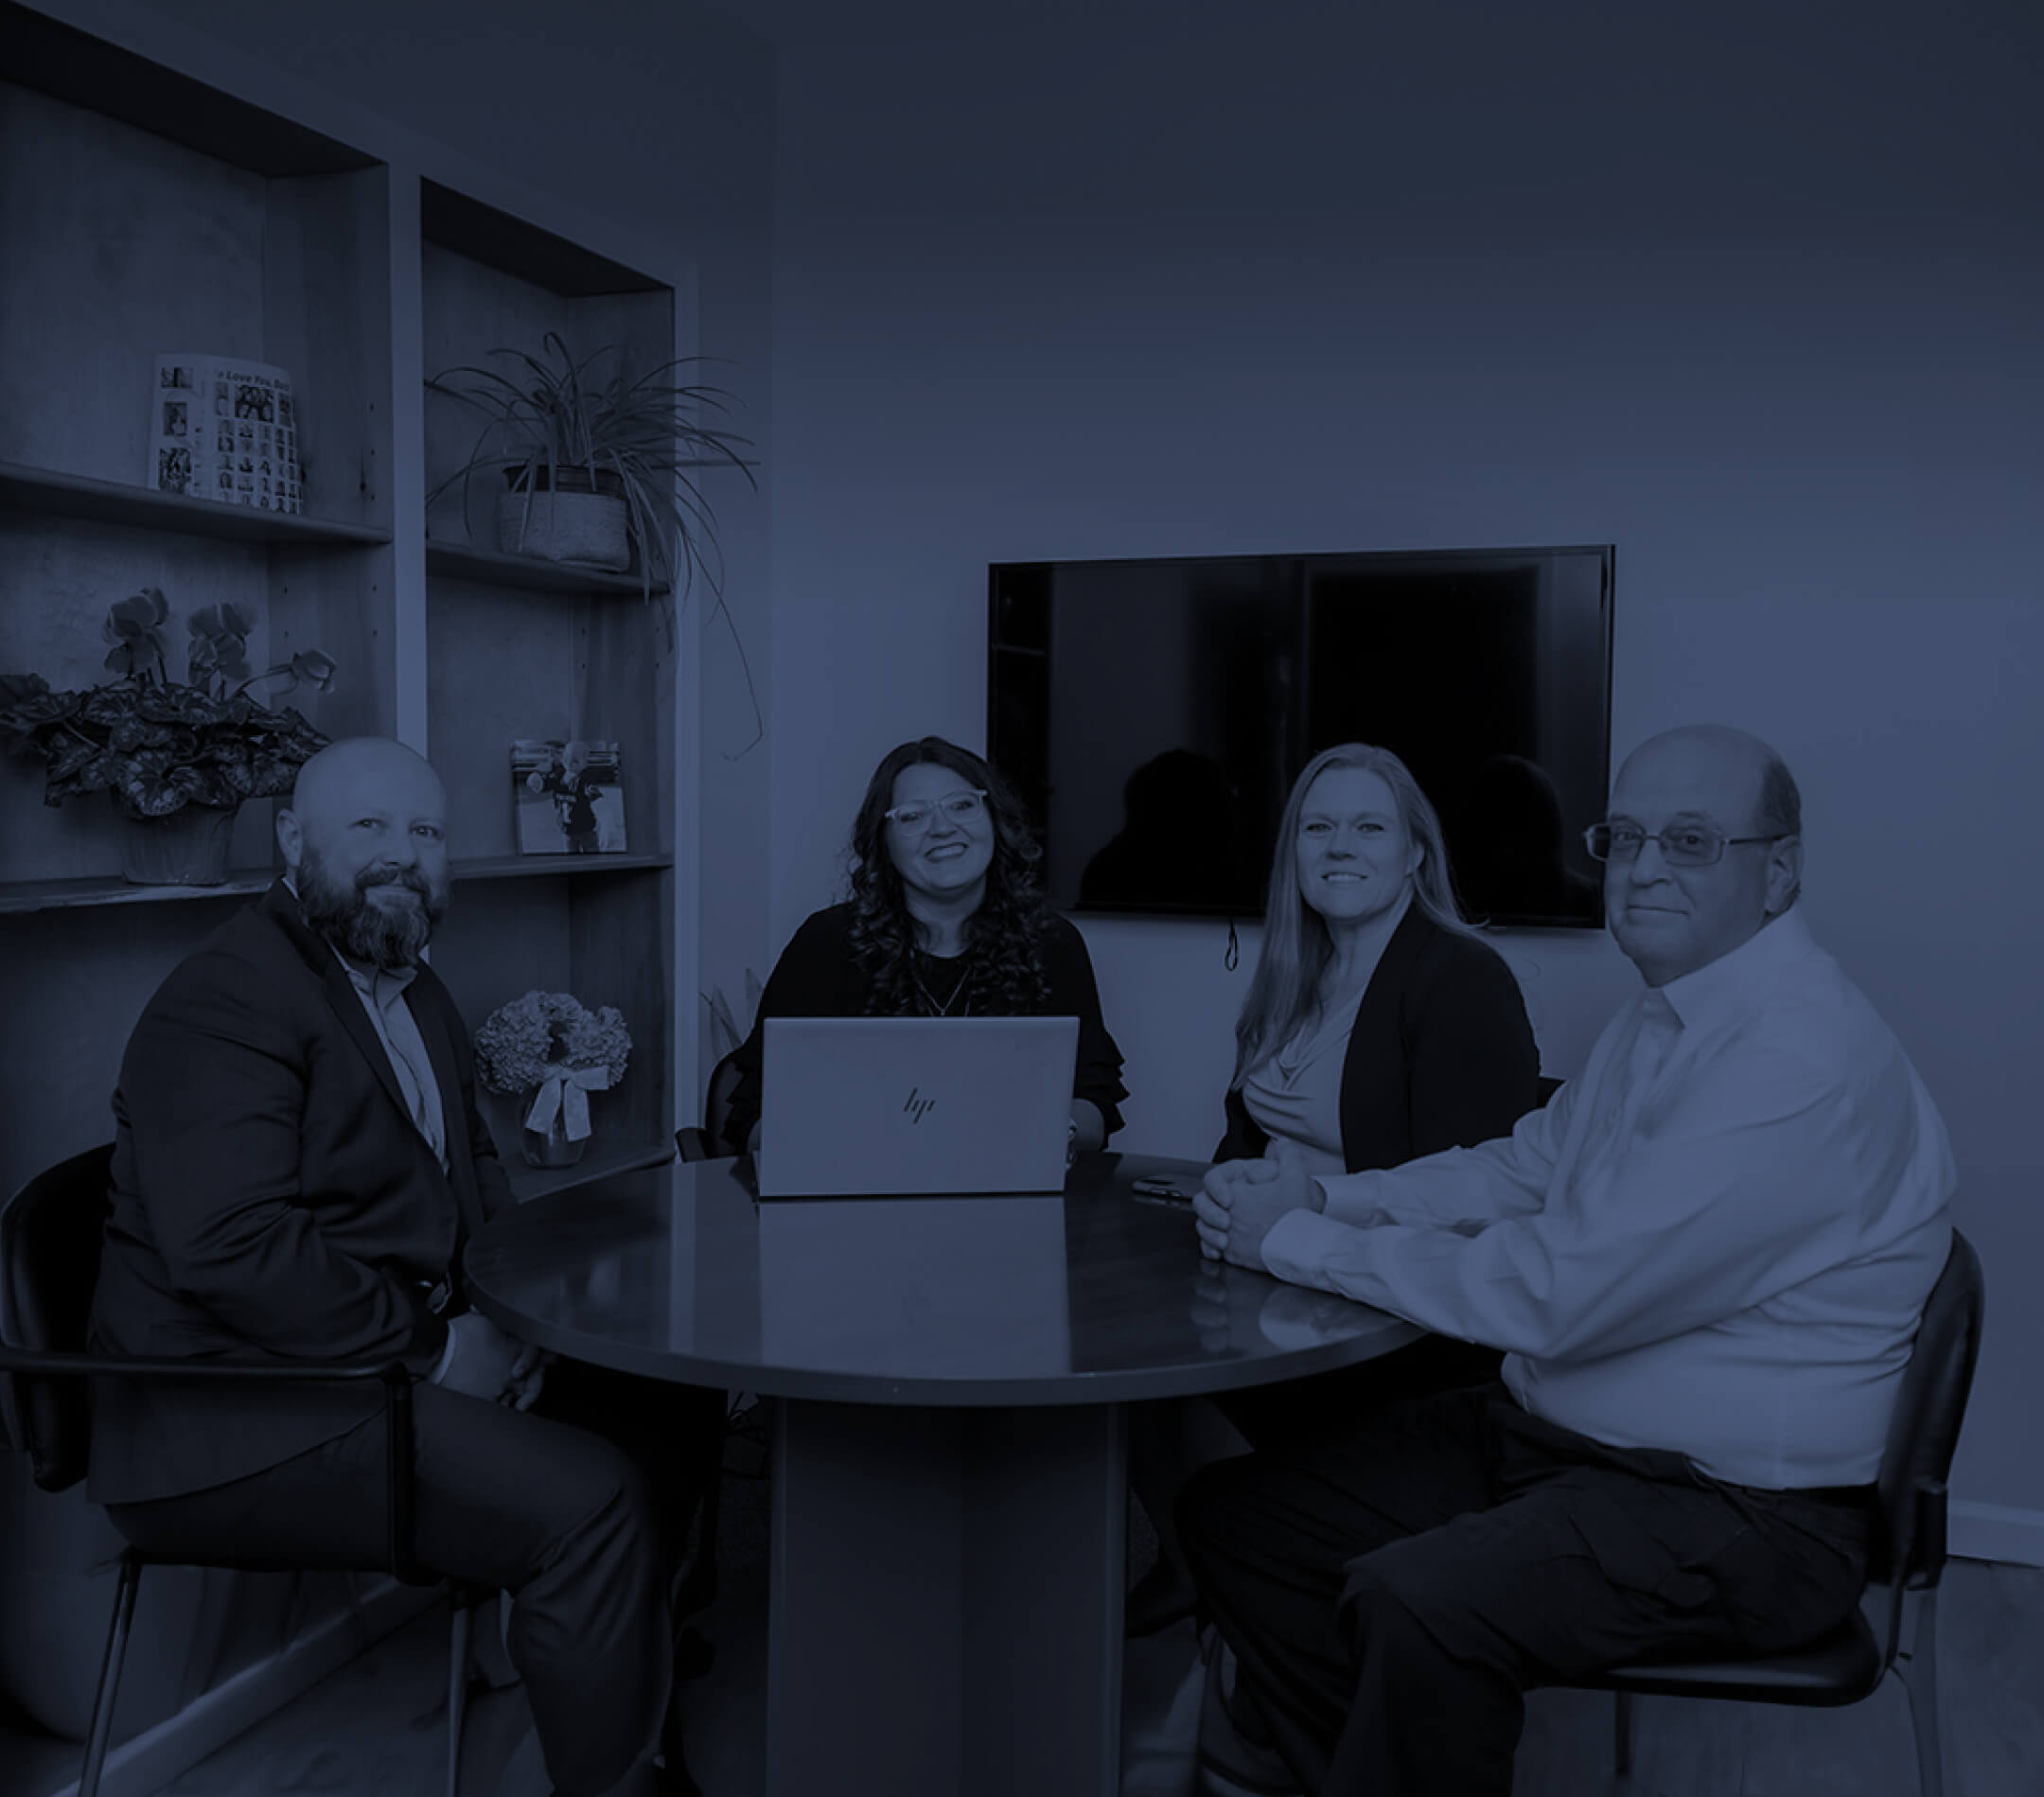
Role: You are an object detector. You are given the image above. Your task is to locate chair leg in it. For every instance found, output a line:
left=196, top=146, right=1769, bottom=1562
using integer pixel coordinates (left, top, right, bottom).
left=1894, top=1587, right=1945, bottom=1797
left=79, top=1554, right=143, bottom=1797
left=466, top=1588, right=521, bottom=1691
left=448, top=1590, right=474, bottom=1797
left=1612, top=1689, right=1635, bottom=1780
left=673, top=1414, right=729, bottom=1623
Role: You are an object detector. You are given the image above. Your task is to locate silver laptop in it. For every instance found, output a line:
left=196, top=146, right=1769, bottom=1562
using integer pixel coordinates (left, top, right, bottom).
left=756, top=1015, right=1080, bottom=1197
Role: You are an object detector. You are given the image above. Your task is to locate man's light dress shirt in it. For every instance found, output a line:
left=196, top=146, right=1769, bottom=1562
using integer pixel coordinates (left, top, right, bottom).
left=336, top=955, right=449, bottom=1172
left=1260, top=907, right=1955, bottom=1489
left=285, top=878, right=448, bottom=1169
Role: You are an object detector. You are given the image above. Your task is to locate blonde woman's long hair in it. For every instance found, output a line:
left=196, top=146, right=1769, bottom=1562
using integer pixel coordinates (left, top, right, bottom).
left=1231, top=743, right=1482, bottom=1089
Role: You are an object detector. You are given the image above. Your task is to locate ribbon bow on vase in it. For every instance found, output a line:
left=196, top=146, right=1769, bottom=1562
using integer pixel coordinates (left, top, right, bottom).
left=519, top=1062, right=616, bottom=1168
left=523, top=1062, right=614, bottom=1142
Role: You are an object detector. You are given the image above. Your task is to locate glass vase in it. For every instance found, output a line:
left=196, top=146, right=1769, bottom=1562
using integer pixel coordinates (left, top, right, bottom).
left=520, top=1104, right=589, bottom=1170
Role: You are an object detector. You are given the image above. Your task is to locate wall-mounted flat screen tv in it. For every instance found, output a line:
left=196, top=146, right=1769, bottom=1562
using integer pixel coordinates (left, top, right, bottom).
left=987, top=544, right=1614, bottom=929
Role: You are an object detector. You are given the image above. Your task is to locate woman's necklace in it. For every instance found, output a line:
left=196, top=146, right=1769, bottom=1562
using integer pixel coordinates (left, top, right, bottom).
left=913, top=951, right=970, bottom=1018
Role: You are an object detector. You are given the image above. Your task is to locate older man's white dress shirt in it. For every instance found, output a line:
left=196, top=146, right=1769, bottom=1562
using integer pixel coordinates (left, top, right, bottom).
left=1260, top=907, right=1955, bottom=1489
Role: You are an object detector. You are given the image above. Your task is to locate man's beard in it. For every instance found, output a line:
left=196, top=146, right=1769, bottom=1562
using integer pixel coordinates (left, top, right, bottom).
left=296, top=839, right=448, bottom=971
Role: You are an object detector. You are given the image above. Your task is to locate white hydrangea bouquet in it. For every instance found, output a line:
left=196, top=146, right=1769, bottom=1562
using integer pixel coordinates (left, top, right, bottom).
left=473, top=990, right=630, bottom=1150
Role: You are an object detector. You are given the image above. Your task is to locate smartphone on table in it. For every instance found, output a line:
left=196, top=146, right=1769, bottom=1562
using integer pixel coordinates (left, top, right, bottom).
left=1129, top=1173, right=1201, bottom=1208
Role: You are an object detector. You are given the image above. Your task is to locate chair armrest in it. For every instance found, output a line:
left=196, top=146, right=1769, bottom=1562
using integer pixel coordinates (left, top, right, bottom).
left=0, top=1345, right=409, bottom=1384
left=0, top=1345, right=427, bottom=1584
left=1911, top=1478, right=1948, bottom=1587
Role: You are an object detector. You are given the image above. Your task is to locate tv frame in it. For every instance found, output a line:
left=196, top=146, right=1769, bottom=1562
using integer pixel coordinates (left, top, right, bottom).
left=986, top=541, right=1617, bottom=930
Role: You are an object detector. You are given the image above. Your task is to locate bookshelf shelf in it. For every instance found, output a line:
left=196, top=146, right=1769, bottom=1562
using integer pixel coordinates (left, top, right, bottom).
left=1, top=2, right=376, bottom=178
left=0, top=871, right=274, bottom=917
left=450, top=853, right=674, bottom=882
left=0, top=461, right=394, bottom=547
left=0, top=853, right=677, bottom=914
left=504, top=1140, right=676, bottom=1205
left=424, top=538, right=668, bottom=599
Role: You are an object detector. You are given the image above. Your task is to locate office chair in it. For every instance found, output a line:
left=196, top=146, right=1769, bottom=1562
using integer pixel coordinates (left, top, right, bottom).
left=0, top=1144, right=482, bottom=1797
left=667, top=1047, right=749, bottom=1647
left=1571, top=1227, right=1983, bottom=1797
left=675, top=1048, right=745, bottom=1163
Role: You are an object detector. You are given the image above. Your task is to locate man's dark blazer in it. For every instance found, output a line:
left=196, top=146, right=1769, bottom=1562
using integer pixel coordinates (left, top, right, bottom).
left=1214, top=904, right=1542, bottom=1173
left=88, top=881, right=515, bottom=1506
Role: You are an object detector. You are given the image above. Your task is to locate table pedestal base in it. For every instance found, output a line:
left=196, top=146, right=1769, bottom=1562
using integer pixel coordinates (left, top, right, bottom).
left=766, top=1399, right=1128, bottom=1797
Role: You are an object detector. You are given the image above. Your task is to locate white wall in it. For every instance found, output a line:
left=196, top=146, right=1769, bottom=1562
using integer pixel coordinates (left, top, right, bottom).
left=766, top=0, right=2044, bottom=1521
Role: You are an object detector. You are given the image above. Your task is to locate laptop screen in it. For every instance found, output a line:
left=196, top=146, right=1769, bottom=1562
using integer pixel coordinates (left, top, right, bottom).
left=758, top=1015, right=1080, bottom=1197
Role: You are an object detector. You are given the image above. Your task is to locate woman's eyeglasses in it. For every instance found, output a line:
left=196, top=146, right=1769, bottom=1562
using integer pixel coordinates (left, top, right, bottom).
left=884, top=789, right=988, bottom=835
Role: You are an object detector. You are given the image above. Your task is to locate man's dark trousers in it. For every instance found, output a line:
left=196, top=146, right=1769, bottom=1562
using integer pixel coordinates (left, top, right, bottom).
left=1177, top=1380, right=1876, bottom=1797
left=105, top=1356, right=722, bottom=1797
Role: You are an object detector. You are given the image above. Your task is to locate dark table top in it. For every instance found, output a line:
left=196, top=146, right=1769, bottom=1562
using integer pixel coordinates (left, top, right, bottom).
left=465, top=1151, right=1418, bottom=1405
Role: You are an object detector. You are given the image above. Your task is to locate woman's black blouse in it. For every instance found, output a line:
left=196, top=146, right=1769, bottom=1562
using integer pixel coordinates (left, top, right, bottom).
left=720, top=902, right=1129, bottom=1152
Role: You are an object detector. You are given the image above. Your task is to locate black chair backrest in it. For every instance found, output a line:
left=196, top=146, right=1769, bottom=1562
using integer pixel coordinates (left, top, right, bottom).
left=0, top=1143, right=115, bottom=1492
left=703, top=1049, right=745, bottom=1158
left=1872, top=1226, right=1984, bottom=1586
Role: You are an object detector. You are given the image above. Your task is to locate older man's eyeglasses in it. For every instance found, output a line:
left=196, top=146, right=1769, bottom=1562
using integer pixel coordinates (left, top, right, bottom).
left=884, top=789, right=988, bottom=835
left=1584, top=822, right=1790, bottom=868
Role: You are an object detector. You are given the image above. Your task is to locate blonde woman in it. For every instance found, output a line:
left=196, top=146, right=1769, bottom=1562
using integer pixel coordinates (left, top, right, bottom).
left=1127, top=743, right=1542, bottom=1634
left=1215, top=742, right=1539, bottom=1172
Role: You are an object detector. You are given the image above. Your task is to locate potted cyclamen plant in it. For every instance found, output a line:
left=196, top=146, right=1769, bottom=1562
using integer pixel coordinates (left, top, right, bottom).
left=473, top=990, right=632, bottom=1170
left=0, top=587, right=335, bottom=886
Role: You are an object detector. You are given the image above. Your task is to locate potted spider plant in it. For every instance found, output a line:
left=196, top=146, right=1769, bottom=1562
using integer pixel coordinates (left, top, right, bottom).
left=427, top=331, right=756, bottom=612
left=0, top=587, right=334, bottom=885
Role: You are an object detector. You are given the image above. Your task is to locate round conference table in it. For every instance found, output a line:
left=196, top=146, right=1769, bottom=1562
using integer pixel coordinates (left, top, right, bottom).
left=465, top=1151, right=1418, bottom=1797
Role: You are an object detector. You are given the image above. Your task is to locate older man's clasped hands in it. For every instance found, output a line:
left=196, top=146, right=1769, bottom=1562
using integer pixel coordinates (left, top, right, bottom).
left=1195, top=1134, right=1327, bottom=1268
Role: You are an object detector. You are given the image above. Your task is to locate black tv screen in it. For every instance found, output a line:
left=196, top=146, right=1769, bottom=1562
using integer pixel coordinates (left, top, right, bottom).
left=987, top=544, right=1614, bottom=929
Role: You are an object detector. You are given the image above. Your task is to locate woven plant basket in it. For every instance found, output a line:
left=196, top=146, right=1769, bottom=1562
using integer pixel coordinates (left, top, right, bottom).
left=497, top=467, right=632, bottom=572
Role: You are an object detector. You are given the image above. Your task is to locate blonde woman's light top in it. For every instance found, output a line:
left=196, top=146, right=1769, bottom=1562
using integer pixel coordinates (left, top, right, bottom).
left=1241, top=986, right=1366, bottom=1177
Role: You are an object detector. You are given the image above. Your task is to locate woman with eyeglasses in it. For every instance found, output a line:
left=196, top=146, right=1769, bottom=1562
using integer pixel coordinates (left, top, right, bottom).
left=1125, top=742, right=1542, bottom=1635
left=721, top=736, right=1127, bottom=1157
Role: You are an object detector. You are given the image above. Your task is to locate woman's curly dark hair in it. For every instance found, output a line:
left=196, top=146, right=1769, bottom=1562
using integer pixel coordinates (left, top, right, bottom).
left=844, top=736, right=1053, bottom=1017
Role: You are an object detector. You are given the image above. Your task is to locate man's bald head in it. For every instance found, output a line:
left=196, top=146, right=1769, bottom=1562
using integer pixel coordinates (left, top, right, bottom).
left=278, top=737, right=450, bottom=969
left=290, top=737, right=444, bottom=827
left=1616, top=726, right=1794, bottom=834
left=1604, top=726, right=1804, bottom=987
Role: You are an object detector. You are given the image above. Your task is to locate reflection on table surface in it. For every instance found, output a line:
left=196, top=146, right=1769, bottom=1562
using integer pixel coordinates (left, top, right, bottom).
left=464, top=1152, right=1418, bottom=1404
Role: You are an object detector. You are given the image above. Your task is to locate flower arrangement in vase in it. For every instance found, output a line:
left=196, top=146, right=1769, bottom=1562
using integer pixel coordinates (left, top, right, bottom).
left=473, top=990, right=632, bottom=1169
left=0, top=587, right=335, bottom=885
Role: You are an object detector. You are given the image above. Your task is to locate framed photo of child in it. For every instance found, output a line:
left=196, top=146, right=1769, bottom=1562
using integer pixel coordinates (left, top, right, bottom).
left=512, top=739, right=627, bottom=854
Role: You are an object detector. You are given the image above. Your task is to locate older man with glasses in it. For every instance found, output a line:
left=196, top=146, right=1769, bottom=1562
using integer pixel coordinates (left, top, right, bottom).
left=1179, top=723, right=1956, bottom=1797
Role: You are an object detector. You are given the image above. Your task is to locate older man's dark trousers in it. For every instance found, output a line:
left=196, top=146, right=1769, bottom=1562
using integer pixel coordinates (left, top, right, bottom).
left=1177, top=1380, right=1876, bottom=1797
left=106, top=1363, right=723, bottom=1797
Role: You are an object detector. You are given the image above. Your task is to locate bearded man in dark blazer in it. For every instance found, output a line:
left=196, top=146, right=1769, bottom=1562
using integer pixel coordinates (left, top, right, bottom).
left=87, top=736, right=712, bottom=1797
